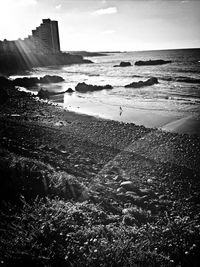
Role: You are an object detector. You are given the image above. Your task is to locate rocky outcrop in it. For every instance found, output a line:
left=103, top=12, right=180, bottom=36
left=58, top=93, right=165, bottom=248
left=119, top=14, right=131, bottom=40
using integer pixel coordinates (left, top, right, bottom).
left=0, top=52, right=93, bottom=75
left=125, top=77, right=158, bottom=88
left=13, top=77, right=39, bottom=87
left=13, top=75, right=64, bottom=87
left=135, top=60, right=172, bottom=66
left=40, top=75, right=64, bottom=84
left=75, top=82, right=113, bottom=93
left=65, top=88, right=74, bottom=93
left=114, top=61, right=132, bottom=67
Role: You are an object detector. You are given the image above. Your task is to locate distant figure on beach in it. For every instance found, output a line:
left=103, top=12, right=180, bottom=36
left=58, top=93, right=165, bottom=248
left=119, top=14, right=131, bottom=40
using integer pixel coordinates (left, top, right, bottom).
left=120, top=106, right=123, bottom=116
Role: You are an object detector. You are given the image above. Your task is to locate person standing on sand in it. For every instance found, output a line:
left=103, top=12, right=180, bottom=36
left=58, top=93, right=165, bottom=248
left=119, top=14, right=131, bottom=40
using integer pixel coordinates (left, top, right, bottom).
left=120, top=106, right=123, bottom=116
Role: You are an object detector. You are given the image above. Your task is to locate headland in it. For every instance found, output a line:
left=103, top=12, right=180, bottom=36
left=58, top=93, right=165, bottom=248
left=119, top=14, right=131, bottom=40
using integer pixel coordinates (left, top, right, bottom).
left=0, top=19, right=92, bottom=75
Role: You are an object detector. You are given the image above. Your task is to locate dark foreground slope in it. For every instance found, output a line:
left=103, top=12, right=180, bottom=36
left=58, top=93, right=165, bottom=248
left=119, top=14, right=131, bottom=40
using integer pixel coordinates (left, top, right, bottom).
left=0, top=52, right=92, bottom=75
left=0, top=84, right=200, bottom=266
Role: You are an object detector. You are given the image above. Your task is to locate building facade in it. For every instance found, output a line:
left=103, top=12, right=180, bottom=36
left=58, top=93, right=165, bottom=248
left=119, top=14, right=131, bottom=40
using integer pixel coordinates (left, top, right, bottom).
left=0, top=19, right=61, bottom=55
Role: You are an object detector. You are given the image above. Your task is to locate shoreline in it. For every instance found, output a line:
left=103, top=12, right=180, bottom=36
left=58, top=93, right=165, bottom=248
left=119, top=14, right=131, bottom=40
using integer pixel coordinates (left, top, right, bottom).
left=4, top=81, right=200, bottom=138
left=61, top=94, right=200, bottom=137
left=1, top=84, right=200, bottom=160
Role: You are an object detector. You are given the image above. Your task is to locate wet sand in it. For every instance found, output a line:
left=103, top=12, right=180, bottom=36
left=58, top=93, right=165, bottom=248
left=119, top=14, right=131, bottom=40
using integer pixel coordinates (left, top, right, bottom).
left=61, top=92, right=200, bottom=136
left=161, top=115, right=200, bottom=135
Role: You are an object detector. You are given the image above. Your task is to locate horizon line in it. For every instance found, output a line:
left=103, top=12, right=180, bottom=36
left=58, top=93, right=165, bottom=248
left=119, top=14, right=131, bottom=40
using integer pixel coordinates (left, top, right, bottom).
left=66, top=47, right=200, bottom=53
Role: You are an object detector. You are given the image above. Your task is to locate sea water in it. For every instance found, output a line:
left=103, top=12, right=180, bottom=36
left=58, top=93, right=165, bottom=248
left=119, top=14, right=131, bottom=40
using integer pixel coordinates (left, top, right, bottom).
left=12, top=48, right=200, bottom=134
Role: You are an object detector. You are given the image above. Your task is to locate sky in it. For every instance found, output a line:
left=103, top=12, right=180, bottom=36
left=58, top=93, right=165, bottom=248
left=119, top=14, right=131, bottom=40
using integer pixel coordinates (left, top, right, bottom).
left=0, top=0, right=200, bottom=51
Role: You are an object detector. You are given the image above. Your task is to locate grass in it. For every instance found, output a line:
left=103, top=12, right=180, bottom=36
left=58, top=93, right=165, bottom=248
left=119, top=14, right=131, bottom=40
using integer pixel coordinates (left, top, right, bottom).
left=0, top=198, right=170, bottom=267
left=0, top=148, right=88, bottom=204
left=0, top=197, right=199, bottom=266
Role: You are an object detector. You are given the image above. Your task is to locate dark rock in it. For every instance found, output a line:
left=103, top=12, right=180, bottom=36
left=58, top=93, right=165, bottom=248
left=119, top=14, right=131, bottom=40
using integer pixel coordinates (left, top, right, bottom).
left=65, top=88, right=74, bottom=93
left=13, top=77, right=39, bottom=87
left=114, top=61, right=132, bottom=67
left=125, top=77, right=158, bottom=88
left=135, top=60, right=172, bottom=66
left=40, top=75, right=64, bottom=84
left=13, top=75, right=64, bottom=87
left=75, top=82, right=113, bottom=93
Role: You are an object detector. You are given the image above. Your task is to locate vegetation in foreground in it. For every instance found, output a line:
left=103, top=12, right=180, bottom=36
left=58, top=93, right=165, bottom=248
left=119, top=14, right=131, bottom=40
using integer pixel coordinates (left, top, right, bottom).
left=0, top=196, right=199, bottom=267
left=0, top=148, right=200, bottom=267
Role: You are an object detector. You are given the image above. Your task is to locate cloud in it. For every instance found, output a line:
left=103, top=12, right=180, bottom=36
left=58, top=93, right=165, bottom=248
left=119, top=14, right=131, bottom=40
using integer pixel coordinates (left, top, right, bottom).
left=92, top=7, right=117, bottom=16
left=56, top=4, right=62, bottom=9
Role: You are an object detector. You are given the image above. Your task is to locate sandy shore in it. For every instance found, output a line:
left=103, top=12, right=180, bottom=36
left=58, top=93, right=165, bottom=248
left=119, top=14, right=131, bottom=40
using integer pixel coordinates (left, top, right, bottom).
left=161, top=115, right=200, bottom=135
left=60, top=92, right=200, bottom=136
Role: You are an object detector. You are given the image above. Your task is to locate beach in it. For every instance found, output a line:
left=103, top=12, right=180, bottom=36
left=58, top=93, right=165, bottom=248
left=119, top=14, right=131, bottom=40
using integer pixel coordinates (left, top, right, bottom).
left=12, top=49, right=200, bottom=136
left=0, top=83, right=200, bottom=265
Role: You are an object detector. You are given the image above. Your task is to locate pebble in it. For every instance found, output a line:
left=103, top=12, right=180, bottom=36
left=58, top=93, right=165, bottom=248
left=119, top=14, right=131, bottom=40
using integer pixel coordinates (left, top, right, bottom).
left=120, top=181, right=138, bottom=191
left=147, top=178, right=153, bottom=184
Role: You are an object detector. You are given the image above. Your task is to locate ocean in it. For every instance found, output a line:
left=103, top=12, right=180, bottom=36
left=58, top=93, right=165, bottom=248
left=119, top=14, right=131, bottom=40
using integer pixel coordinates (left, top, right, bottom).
left=12, top=48, right=200, bottom=134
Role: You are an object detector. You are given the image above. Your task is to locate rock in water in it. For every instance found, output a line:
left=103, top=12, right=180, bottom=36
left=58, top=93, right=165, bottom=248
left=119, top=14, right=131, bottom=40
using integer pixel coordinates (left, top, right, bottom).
left=13, top=77, right=39, bottom=87
left=125, top=77, right=158, bottom=88
left=13, top=75, right=64, bottom=87
left=135, top=60, right=172, bottom=66
left=114, top=61, right=132, bottom=67
left=66, top=88, right=74, bottom=93
left=40, top=75, right=64, bottom=83
left=75, top=82, right=113, bottom=92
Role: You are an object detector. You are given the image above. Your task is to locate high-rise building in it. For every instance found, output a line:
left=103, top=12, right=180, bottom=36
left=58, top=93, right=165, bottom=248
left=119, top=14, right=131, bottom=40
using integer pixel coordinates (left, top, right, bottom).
left=0, top=19, right=61, bottom=55
left=32, top=19, right=60, bottom=53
